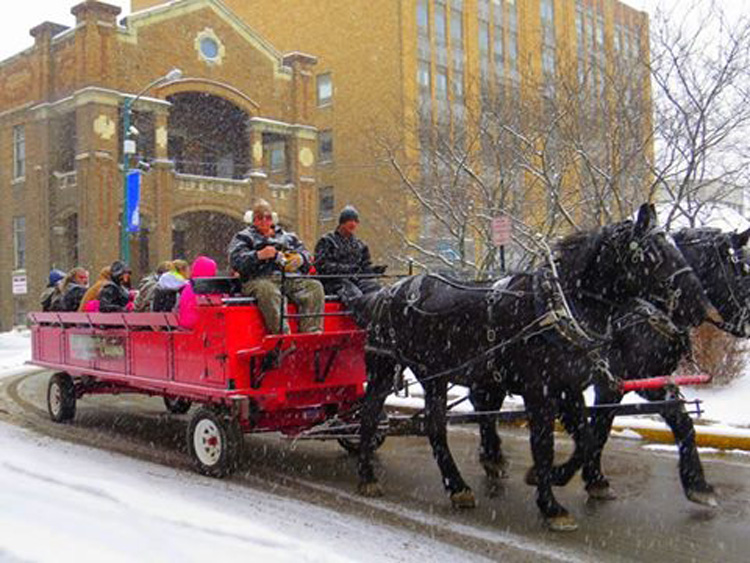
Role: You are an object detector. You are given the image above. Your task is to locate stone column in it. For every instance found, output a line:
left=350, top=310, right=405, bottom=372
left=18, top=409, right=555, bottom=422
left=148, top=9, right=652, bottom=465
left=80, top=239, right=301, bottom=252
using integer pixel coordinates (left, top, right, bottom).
left=75, top=100, right=121, bottom=274
left=152, top=109, right=174, bottom=264
left=290, top=126, right=319, bottom=244
left=247, top=118, right=269, bottom=205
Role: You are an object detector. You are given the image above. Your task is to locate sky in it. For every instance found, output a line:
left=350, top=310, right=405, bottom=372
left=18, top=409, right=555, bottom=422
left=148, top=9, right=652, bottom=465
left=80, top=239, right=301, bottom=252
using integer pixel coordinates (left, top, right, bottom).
left=0, top=1, right=747, bottom=61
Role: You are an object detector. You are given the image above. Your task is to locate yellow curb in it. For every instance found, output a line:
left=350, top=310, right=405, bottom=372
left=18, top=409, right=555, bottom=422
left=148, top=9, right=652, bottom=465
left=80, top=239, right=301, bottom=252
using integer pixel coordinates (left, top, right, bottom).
left=611, top=424, right=750, bottom=451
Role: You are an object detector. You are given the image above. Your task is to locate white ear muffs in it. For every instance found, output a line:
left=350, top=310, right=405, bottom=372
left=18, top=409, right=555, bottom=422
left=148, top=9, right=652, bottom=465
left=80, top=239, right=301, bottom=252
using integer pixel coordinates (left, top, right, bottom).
left=244, top=210, right=279, bottom=225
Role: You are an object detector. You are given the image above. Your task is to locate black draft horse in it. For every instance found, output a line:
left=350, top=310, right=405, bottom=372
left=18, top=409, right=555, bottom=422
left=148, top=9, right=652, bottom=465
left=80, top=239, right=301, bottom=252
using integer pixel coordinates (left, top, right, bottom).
left=349, top=204, right=711, bottom=531
left=526, top=227, right=750, bottom=506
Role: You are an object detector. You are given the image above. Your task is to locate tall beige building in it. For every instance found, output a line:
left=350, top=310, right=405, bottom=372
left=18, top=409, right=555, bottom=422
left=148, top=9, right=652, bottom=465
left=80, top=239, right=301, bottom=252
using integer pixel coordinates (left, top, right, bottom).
left=135, top=0, right=651, bottom=257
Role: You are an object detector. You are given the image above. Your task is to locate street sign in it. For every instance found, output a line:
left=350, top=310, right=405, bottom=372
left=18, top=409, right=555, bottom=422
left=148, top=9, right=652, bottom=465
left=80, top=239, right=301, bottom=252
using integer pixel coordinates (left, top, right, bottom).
left=491, top=216, right=512, bottom=247
left=12, top=274, right=28, bottom=295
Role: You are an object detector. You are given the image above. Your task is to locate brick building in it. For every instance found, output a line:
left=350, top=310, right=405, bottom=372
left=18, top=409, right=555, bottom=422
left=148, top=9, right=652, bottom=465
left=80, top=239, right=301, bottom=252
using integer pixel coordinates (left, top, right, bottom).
left=135, top=0, right=652, bottom=266
left=0, top=0, right=320, bottom=329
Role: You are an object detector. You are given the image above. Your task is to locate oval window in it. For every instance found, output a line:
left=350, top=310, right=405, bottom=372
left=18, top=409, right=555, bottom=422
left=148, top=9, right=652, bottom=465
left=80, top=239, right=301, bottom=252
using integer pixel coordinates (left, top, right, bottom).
left=200, top=37, right=219, bottom=60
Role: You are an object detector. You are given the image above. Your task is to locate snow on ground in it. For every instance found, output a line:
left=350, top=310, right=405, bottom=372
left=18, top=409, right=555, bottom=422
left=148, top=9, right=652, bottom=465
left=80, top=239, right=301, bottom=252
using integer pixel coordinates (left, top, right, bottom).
left=0, top=332, right=486, bottom=563
left=0, top=421, right=482, bottom=563
left=0, top=329, right=31, bottom=375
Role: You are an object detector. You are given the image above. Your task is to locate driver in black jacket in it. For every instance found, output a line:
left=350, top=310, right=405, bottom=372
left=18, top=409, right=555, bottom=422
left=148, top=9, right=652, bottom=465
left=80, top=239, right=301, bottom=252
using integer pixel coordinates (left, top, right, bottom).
left=315, top=205, right=385, bottom=298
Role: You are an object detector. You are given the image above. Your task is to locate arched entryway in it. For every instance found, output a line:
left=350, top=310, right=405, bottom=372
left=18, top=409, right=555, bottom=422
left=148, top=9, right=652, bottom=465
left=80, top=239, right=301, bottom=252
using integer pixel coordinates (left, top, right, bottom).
left=167, top=92, right=250, bottom=179
left=172, top=211, right=244, bottom=272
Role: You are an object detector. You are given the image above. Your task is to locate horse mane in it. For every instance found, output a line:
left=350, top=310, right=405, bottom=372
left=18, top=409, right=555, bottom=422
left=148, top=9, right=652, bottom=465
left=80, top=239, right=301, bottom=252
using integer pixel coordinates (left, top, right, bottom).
left=672, top=227, right=722, bottom=246
left=554, top=222, right=632, bottom=283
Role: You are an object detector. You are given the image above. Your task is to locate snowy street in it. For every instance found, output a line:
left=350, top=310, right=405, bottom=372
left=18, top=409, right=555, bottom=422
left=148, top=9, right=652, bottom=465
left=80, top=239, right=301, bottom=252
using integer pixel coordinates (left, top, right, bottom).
left=3, top=330, right=750, bottom=562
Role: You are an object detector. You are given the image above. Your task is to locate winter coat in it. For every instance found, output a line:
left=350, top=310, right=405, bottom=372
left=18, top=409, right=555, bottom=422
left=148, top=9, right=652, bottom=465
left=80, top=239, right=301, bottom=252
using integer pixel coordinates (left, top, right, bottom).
left=40, top=270, right=66, bottom=311
left=40, top=286, right=62, bottom=312
left=99, top=266, right=131, bottom=313
left=60, top=283, right=88, bottom=312
left=78, top=268, right=111, bottom=312
left=99, top=282, right=130, bottom=313
left=314, top=230, right=374, bottom=276
left=152, top=271, right=188, bottom=312
left=133, top=274, right=159, bottom=312
left=228, top=225, right=312, bottom=282
left=178, top=256, right=218, bottom=329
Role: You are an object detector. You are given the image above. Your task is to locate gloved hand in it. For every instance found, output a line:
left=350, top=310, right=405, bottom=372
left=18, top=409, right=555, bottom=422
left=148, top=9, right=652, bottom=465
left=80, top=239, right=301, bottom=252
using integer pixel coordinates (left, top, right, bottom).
left=371, top=265, right=388, bottom=275
left=283, top=252, right=305, bottom=273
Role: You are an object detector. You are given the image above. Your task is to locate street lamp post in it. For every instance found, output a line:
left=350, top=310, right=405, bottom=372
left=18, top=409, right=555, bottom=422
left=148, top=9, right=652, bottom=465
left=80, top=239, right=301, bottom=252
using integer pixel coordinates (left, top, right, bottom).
left=120, top=68, right=183, bottom=264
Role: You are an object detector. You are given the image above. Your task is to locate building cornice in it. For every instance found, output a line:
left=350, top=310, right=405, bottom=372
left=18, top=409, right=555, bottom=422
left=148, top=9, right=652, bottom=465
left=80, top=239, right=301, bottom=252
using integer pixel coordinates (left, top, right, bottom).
left=28, top=86, right=172, bottom=119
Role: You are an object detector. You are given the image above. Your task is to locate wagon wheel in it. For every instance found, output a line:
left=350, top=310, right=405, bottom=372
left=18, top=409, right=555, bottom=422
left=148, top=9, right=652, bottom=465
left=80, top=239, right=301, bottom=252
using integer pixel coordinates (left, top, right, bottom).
left=187, top=407, right=244, bottom=477
left=164, top=397, right=192, bottom=415
left=47, top=372, right=76, bottom=423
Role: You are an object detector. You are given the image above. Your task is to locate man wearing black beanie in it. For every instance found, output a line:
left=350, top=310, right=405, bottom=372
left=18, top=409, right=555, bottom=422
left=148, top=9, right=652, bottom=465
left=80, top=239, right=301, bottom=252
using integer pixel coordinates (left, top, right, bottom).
left=314, top=205, right=386, bottom=297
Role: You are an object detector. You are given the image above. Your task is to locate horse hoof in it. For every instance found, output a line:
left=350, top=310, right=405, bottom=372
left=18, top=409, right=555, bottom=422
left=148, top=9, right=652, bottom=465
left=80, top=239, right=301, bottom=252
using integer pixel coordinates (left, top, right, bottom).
left=450, top=489, right=477, bottom=509
left=482, top=459, right=509, bottom=480
left=358, top=482, right=384, bottom=498
left=547, top=514, right=579, bottom=532
left=524, top=467, right=538, bottom=486
left=587, top=482, right=618, bottom=501
left=687, top=489, right=719, bottom=508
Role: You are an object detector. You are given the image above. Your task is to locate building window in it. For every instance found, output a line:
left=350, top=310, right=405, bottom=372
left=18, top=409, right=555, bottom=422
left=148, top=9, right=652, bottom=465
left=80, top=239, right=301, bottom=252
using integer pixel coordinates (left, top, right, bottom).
left=418, top=60, right=431, bottom=91
left=319, top=130, right=333, bottom=163
left=417, top=0, right=429, bottom=35
left=319, top=186, right=334, bottom=221
left=13, top=125, right=25, bottom=180
left=269, top=143, right=286, bottom=172
left=317, top=73, right=333, bottom=106
left=200, top=37, right=219, bottom=60
left=436, top=67, right=448, bottom=99
left=435, top=2, right=447, bottom=45
left=507, top=4, right=518, bottom=78
left=453, top=69, right=465, bottom=101
left=13, top=216, right=26, bottom=270
left=479, top=22, right=490, bottom=55
left=450, top=8, right=463, bottom=46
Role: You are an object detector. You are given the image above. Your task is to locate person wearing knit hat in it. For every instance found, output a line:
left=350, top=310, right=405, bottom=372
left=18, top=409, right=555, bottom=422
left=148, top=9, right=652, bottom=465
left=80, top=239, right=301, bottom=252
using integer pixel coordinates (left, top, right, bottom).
left=40, top=269, right=66, bottom=311
left=338, top=205, right=359, bottom=225
left=315, top=205, right=386, bottom=299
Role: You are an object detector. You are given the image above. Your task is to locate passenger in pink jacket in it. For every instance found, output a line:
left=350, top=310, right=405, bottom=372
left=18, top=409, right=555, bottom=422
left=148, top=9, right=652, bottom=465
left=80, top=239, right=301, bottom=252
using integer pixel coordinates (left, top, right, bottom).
left=178, top=256, right=217, bottom=329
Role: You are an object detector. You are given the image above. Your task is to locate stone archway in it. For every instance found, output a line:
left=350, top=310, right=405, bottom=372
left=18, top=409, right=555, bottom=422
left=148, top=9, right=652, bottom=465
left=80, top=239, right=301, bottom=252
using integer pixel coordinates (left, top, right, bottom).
left=167, top=91, right=251, bottom=180
left=172, top=211, right=244, bottom=272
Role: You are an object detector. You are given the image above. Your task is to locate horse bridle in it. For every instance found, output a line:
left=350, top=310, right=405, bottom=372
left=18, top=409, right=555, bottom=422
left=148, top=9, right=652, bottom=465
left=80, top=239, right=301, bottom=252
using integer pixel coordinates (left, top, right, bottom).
left=618, top=227, right=696, bottom=320
left=691, top=234, right=750, bottom=337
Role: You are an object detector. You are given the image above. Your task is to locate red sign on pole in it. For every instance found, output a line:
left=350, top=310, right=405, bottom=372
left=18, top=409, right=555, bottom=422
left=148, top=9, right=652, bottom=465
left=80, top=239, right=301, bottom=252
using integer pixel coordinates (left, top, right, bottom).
left=491, top=216, right=512, bottom=247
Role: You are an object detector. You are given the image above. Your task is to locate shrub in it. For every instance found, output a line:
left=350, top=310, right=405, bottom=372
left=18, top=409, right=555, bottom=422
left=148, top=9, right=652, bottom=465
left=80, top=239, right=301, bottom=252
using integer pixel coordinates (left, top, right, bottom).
left=685, top=324, right=747, bottom=385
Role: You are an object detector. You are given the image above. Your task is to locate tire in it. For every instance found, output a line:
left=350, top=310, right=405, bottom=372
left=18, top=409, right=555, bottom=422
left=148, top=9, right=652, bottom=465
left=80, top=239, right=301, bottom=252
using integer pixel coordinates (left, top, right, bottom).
left=47, top=372, right=76, bottom=423
left=187, top=407, right=244, bottom=477
left=164, top=397, right=192, bottom=415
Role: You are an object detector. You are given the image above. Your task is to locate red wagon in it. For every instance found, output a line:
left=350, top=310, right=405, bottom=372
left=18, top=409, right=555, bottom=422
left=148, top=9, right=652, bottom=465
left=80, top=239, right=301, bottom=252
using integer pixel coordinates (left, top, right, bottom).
left=28, top=277, right=367, bottom=476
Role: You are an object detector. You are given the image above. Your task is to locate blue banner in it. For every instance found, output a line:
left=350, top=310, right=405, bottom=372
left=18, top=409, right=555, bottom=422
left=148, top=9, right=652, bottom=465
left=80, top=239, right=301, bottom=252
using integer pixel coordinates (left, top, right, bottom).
left=126, top=171, right=141, bottom=233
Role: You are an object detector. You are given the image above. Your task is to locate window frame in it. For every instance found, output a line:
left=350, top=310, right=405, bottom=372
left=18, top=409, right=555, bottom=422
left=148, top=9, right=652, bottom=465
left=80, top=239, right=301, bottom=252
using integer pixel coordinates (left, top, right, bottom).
left=319, top=130, right=334, bottom=163
left=319, top=186, right=335, bottom=221
left=269, top=143, right=287, bottom=173
left=13, top=125, right=26, bottom=180
left=13, top=216, right=26, bottom=270
left=316, top=73, right=333, bottom=107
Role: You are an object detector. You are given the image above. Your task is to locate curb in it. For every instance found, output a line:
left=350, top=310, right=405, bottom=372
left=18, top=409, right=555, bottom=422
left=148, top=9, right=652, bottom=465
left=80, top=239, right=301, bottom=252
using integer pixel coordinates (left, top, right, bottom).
left=385, top=404, right=750, bottom=452
left=610, top=423, right=750, bottom=451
